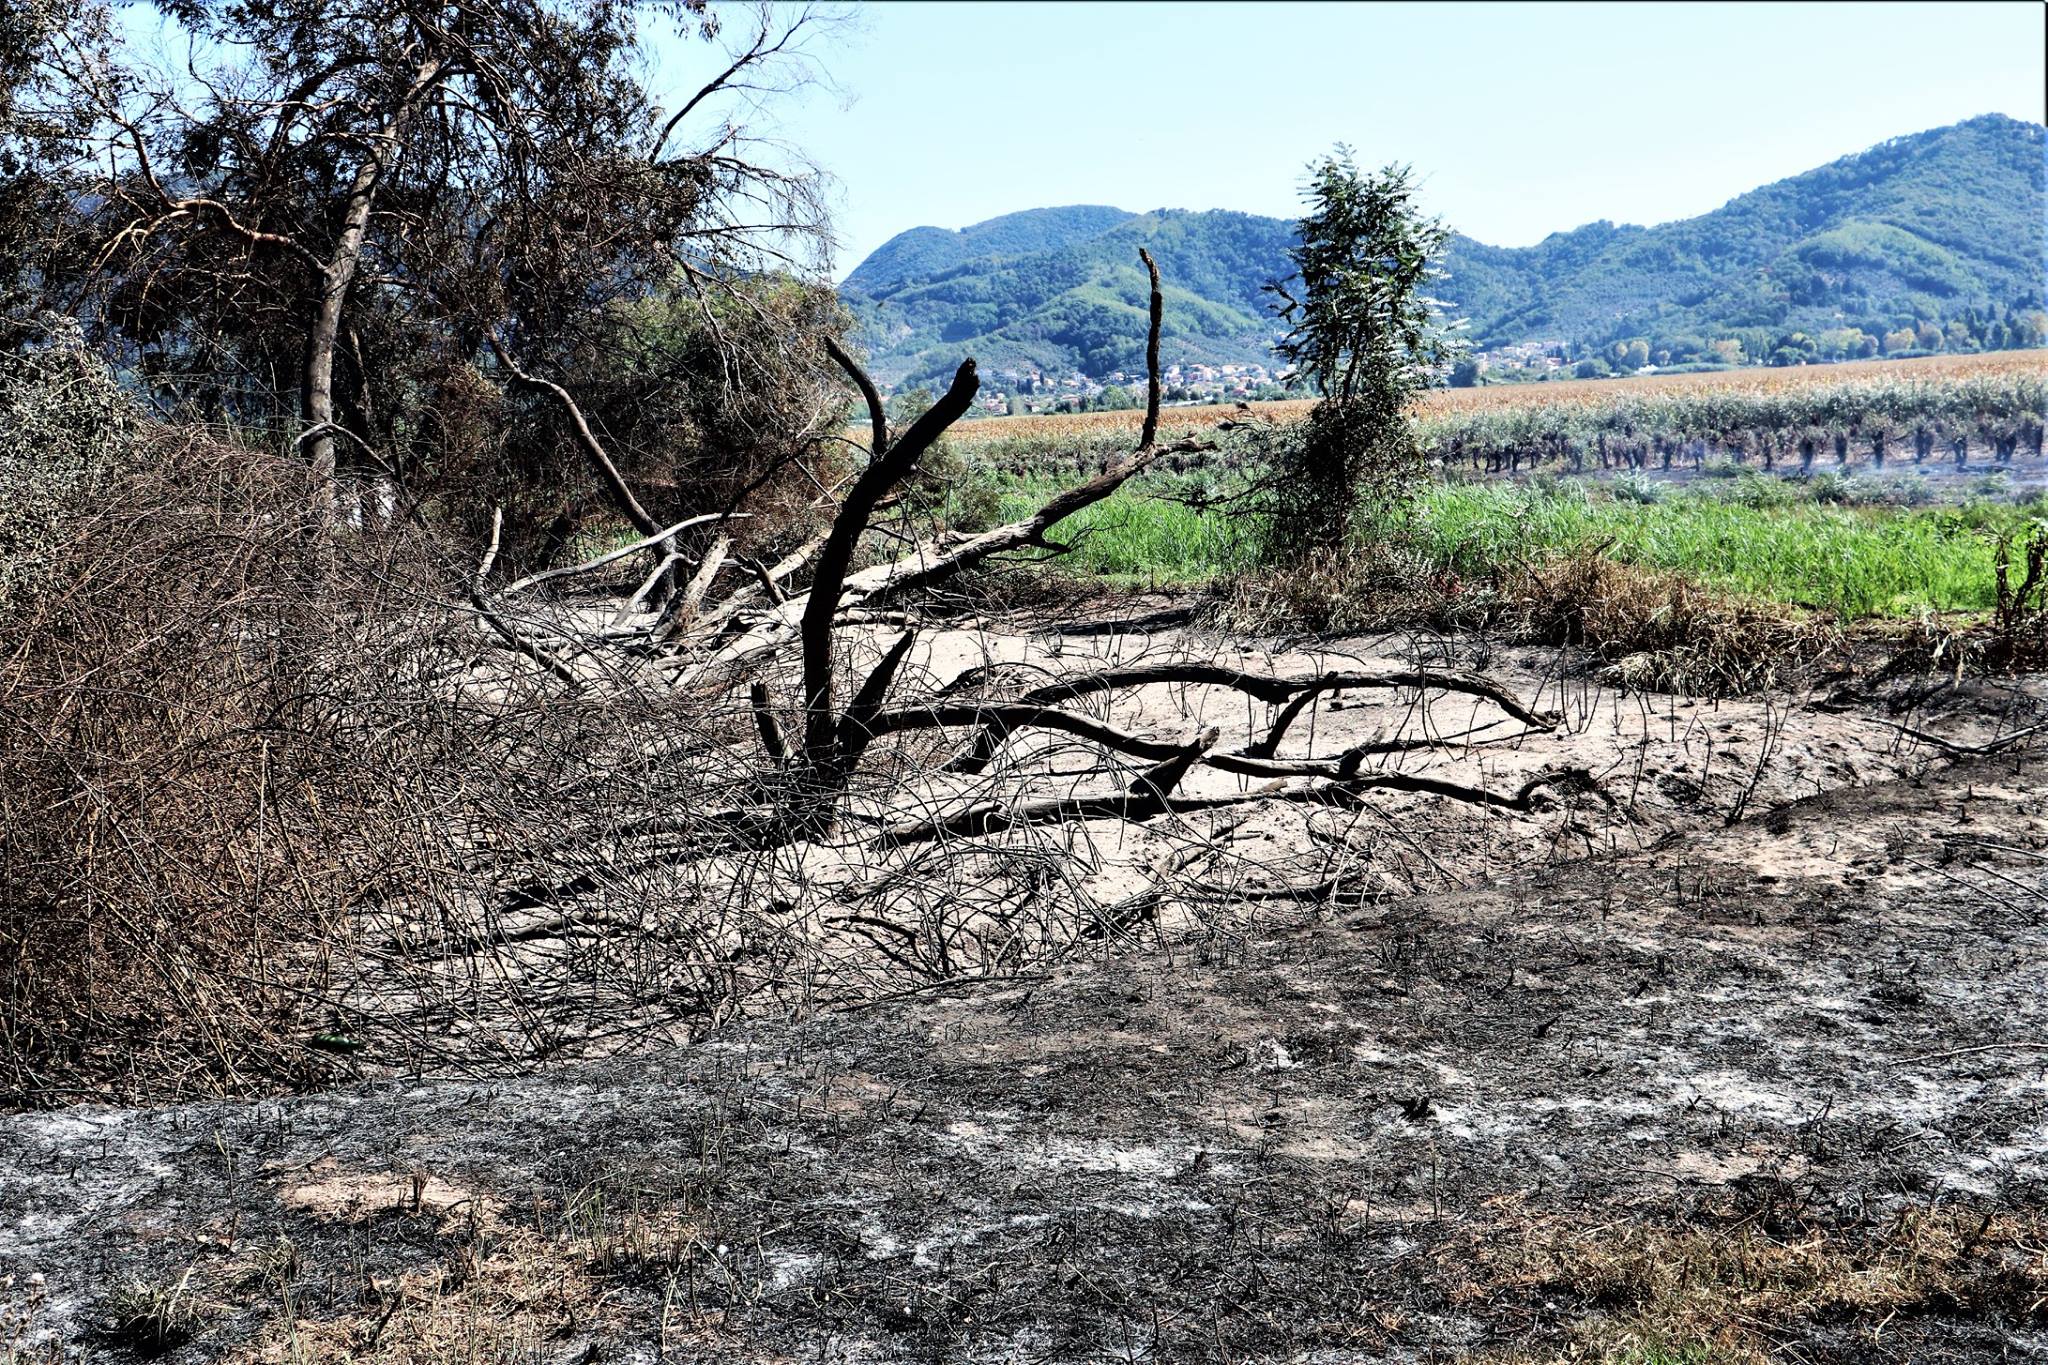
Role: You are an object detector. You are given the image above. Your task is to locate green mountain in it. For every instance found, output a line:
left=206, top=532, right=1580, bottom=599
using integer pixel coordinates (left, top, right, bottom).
left=846, top=205, right=1139, bottom=294
left=842, top=114, right=2047, bottom=388
left=846, top=207, right=1293, bottom=387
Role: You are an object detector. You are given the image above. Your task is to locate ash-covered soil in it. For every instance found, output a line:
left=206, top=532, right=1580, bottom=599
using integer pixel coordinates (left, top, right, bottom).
left=4, top=626, right=2046, bottom=1363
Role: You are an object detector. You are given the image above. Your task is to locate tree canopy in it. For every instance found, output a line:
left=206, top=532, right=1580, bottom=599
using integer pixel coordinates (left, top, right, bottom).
left=15, top=0, right=846, bottom=552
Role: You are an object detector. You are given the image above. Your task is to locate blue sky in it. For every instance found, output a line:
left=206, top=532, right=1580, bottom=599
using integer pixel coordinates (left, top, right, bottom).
left=644, top=1, right=2047, bottom=279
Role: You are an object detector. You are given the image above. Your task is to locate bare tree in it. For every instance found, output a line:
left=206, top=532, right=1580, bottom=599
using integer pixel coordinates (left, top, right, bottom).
left=468, top=249, right=1569, bottom=859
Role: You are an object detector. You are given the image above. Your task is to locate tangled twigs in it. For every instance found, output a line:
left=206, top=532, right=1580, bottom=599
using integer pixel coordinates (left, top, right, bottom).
left=873, top=767, right=1590, bottom=849
left=935, top=663, right=1560, bottom=775
left=1, top=255, right=1589, bottom=1102
left=468, top=507, right=584, bottom=691
left=477, top=246, right=1572, bottom=923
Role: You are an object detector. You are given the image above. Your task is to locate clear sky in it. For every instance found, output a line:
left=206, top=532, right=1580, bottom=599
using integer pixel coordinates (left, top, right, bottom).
left=644, top=1, right=2047, bottom=279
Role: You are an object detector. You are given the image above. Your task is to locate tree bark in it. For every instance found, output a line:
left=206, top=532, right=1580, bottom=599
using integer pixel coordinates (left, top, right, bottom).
left=302, top=54, right=447, bottom=533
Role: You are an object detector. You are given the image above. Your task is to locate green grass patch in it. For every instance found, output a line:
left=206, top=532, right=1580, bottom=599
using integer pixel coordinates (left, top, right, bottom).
left=957, top=474, right=1261, bottom=584
left=1416, top=482, right=2038, bottom=618
left=943, top=466, right=2044, bottom=620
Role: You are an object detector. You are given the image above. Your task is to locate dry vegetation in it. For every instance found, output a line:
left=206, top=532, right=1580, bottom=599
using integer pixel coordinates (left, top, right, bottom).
left=4, top=50, right=2047, bottom=1353
left=2, top=256, right=1587, bottom=1106
left=1218, top=541, right=1850, bottom=696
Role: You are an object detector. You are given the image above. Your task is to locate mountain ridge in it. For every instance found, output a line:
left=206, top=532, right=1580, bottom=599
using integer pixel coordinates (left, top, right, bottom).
left=842, top=114, right=2048, bottom=390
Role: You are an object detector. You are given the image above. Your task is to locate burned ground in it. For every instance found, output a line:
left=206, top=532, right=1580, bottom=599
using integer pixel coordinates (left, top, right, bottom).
left=4, top=622, right=2045, bottom=1364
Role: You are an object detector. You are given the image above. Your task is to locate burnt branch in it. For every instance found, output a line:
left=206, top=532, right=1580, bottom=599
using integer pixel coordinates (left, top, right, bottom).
left=491, top=335, right=663, bottom=538
left=682, top=249, right=1193, bottom=679
left=467, top=507, right=585, bottom=691
left=798, top=358, right=979, bottom=764
left=943, top=664, right=1558, bottom=775
left=875, top=768, right=1584, bottom=849
left=504, top=513, right=737, bottom=596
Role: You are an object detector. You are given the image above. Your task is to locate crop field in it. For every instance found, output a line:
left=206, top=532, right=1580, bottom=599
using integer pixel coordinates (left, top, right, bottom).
left=949, top=349, right=2048, bottom=449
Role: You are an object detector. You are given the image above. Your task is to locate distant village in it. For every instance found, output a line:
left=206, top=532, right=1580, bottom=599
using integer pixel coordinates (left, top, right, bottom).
left=940, top=324, right=2002, bottom=417
left=974, top=361, right=1287, bottom=416
left=1474, top=339, right=1571, bottom=375
left=963, top=349, right=1580, bottom=416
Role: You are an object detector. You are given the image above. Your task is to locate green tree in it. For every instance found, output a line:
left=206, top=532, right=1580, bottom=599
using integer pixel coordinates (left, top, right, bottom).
left=1448, top=355, right=1482, bottom=388
left=1817, top=328, right=1867, bottom=359
left=44, top=0, right=835, bottom=544
left=1263, top=152, right=1459, bottom=557
left=1, top=0, right=108, bottom=341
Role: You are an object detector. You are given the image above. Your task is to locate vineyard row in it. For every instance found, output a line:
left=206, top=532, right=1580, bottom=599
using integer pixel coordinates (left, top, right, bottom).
left=1420, top=372, right=2048, bottom=474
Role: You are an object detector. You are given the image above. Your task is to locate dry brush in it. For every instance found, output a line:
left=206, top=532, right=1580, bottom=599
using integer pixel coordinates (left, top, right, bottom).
left=5, top=252, right=1587, bottom=1103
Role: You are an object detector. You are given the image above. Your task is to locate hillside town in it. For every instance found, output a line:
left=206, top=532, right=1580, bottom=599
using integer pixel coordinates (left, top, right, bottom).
left=975, top=360, right=1288, bottom=414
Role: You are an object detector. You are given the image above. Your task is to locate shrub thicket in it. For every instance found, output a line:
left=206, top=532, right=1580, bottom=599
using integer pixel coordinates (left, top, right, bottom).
left=0, top=318, right=130, bottom=617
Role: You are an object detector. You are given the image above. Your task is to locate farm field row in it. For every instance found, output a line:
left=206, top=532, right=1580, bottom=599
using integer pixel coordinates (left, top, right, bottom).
left=946, top=349, right=2048, bottom=450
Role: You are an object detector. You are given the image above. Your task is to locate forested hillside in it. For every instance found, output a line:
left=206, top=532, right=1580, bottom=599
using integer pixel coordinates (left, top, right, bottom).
left=847, top=208, right=1293, bottom=389
left=844, top=114, right=2048, bottom=389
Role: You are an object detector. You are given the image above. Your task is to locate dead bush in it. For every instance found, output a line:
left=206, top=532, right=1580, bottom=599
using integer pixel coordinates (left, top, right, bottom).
left=0, top=414, right=795, bottom=1102
left=0, top=427, right=376, bottom=1101
left=1216, top=544, right=1842, bottom=696
left=1207, top=539, right=1447, bottom=636
left=1866, top=524, right=2048, bottom=685
left=1987, top=521, right=2047, bottom=669
left=1499, top=550, right=1842, bottom=694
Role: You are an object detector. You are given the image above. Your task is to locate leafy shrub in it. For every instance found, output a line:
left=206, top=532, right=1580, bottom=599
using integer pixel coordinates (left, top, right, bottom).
left=1968, top=470, right=2013, bottom=500
left=1611, top=471, right=1666, bottom=505
left=1806, top=471, right=1853, bottom=504
left=1856, top=475, right=1934, bottom=508
left=1723, top=472, right=1799, bottom=510
left=943, top=468, right=1008, bottom=534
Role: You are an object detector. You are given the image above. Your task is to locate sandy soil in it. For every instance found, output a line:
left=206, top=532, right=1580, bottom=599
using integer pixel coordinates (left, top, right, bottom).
left=4, top=617, right=2045, bottom=1362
